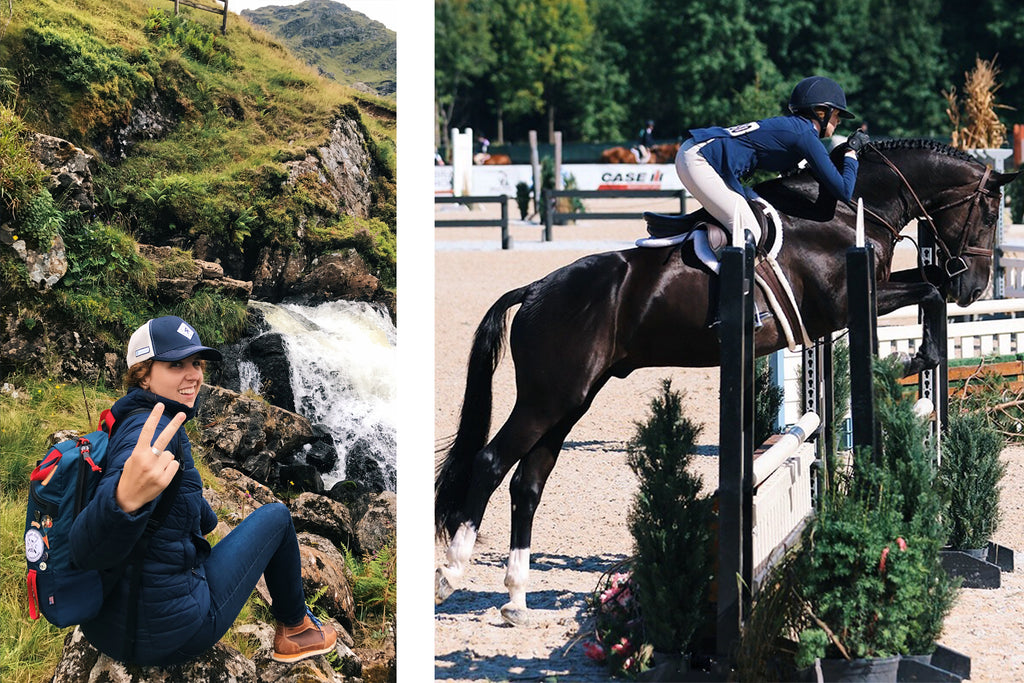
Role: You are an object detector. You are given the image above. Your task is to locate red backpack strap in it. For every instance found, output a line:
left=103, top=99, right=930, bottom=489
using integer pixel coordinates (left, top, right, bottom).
left=98, top=409, right=116, bottom=434
left=26, top=569, right=40, bottom=620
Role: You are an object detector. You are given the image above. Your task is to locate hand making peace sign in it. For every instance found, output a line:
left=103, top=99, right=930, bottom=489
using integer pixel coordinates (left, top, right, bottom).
left=115, top=403, right=187, bottom=514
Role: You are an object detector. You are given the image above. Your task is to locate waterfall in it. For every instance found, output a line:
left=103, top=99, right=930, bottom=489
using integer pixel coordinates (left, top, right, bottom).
left=248, top=300, right=397, bottom=491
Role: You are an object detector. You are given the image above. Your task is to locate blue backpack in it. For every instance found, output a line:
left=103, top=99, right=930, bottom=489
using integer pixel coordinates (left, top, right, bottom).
left=25, top=408, right=181, bottom=629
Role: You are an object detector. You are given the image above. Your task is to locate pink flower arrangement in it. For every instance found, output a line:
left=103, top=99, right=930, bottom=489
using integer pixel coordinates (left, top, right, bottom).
left=583, top=641, right=606, bottom=662
left=611, top=636, right=634, bottom=657
left=587, top=568, right=652, bottom=676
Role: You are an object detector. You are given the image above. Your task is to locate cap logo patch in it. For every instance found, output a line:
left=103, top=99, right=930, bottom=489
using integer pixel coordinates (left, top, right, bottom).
left=177, top=322, right=195, bottom=340
left=135, top=346, right=151, bottom=357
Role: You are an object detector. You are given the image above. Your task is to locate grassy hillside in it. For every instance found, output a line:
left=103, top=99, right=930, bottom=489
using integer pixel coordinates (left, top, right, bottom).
left=1, top=0, right=396, bottom=360
left=242, top=0, right=396, bottom=98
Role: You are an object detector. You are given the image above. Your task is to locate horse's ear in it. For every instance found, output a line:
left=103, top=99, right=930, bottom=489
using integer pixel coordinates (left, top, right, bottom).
left=995, top=169, right=1022, bottom=187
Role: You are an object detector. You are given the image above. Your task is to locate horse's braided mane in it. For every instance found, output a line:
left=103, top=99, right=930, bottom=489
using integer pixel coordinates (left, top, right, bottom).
left=868, top=138, right=981, bottom=165
left=776, top=137, right=982, bottom=183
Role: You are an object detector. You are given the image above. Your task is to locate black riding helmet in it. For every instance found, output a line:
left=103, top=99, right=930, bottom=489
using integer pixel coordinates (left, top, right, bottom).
left=789, top=76, right=855, bottom=138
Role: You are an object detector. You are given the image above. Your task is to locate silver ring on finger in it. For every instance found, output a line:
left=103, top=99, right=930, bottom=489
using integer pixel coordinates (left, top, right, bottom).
left=151, top=446, right=161, bottom=455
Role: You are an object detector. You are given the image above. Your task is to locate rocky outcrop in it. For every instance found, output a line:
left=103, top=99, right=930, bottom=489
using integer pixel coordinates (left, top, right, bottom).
left=107, top=89, right=183, bottom=159
left=28, top=133, right=97, bottom=212
left=1, top=229, right=68, bottom=290
left=197, top=385, right=314, bottom=482
left=0, top=313, right=121, bottom=385
left=296, top=532, right=357, bottom=629
left=300, top=250, right=380, bottom=302
left=51, top=625, right=359, bottom=682
left=139, top=244, right=254, bottom=302
left=315, top=117, right=374, bottom=218
left=290, top=492, right=357, bottom=553
left=354, top=491, right=396, bottom=557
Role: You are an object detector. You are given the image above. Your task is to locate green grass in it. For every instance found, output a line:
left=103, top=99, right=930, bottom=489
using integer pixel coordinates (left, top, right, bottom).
left=0, top=377, right=114, bottom=683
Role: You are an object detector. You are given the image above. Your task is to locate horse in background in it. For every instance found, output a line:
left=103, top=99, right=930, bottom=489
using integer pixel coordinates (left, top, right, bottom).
left=473, top=153, right=512, bottom=165
left=649, top=142, right=680, bottom=163
left=599, top=145, right=639, bottom=163
left=600, top=143, right=680, bottom=163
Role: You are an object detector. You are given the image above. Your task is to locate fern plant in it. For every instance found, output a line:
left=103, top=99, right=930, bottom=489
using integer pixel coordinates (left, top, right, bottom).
left=343, top=538, right=396, bottom=629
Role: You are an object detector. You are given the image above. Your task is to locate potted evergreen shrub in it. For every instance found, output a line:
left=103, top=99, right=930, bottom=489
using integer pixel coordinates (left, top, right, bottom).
left=583, top=380, right=715, bottom=680
left=939, top=411, right=1005, bottom=554
left=786, top=360, right=957, bottom=681
left=514, top=181, right=531, bottom=221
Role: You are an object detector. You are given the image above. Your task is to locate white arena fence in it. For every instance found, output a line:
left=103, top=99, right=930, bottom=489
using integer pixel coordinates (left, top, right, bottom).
left=998, top=240, right=1024, bottom=298
left=778, top=298, right=1024, bottom=427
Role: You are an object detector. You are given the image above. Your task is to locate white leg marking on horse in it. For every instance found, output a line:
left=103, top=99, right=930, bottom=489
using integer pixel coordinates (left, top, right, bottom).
left=441, top=522, right=478, bottom=583
left=504, top=547, right=531, bottom=609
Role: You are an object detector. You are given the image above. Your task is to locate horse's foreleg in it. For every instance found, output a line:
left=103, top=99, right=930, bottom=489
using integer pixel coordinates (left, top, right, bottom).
left=500, top=444, right=560, bottom=626
left=875, top=280, right=946, bottom=376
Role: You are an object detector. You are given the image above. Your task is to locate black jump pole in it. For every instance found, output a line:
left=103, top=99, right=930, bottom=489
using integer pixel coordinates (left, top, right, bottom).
left=846, top=199, right=881, bottom=461
left=717, top=210, right=755, bottom=664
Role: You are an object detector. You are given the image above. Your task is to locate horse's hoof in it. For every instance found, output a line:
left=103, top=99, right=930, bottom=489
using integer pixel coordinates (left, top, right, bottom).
left=435, top=569, right=455, bottom=605
left=499, top=603, right=531, bottom=627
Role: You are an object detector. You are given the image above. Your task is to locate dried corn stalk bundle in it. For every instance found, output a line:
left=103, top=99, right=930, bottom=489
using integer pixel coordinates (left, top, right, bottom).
left=943, top=55, right=1012, bottom=150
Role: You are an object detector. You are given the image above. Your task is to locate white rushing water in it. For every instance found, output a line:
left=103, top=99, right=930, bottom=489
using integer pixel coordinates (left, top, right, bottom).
left=249, top=300, right=397, bottom=490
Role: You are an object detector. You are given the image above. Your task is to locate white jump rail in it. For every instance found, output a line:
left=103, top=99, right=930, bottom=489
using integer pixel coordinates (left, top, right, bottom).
left=753, top=412, right=821, bottom=486
left=751, top=411, right=819, bottom=586
left=913, top=397, right=935, bottom=419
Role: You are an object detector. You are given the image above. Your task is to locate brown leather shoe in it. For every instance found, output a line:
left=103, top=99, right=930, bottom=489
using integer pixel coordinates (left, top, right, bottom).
left=272, top=609, right=338, bottom=663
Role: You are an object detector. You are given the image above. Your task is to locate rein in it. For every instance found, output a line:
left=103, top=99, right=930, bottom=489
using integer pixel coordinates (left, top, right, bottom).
left=858, top=143, right=995, bottom=278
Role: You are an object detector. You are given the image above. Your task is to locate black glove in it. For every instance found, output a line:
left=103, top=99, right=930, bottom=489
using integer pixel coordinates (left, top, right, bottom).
left=847, top=130, right=870, bottom=152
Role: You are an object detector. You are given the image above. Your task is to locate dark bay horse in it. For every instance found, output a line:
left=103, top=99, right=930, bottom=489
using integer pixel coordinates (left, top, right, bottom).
left=435, top=139, right=1019, bottom=626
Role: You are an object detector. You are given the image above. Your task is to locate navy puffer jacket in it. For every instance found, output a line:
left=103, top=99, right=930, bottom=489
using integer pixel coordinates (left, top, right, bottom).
left=71, top=388, right=218, bottom=665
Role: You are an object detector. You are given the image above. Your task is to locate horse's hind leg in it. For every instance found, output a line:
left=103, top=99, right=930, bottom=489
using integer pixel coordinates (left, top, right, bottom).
left=499, top=386, right=606, bottom=626
left=435, top=439, right=514, bottom=603
left=435, top=413, right=557, bottom=604
left=500, top=440, right=561, bottom=626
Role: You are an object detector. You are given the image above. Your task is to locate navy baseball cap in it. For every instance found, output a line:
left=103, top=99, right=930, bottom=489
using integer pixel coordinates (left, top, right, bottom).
left=126, top=316, right=223, bottom=367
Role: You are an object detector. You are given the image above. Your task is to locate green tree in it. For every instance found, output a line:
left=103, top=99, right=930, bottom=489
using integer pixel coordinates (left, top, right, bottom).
left=648, top=0, right=783, bottom=129
left=486, top=0, right=594, bottom=142
left=435, top=0, right=495, bottom=156
left=575, top=0, right=647, bottom=141
left=858, top=0, right=948, bottom=137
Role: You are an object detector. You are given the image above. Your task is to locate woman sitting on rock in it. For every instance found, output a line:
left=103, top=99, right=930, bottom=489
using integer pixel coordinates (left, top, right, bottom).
left=70, top=315, right=337, bottom=666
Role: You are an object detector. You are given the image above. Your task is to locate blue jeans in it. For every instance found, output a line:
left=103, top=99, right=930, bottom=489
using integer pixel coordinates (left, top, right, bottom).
left=164, top=502, right=307, bottom=663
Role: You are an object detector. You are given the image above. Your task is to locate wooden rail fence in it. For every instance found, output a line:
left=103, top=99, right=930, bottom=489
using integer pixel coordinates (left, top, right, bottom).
left=541, top=189, right=687, bottom=241
left=165, top=0, right=228, bottom=33
left=434, top=195, right=511, bottom=249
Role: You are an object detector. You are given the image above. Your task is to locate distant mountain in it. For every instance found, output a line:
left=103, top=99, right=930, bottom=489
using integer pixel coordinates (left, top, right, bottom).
left=242, top=0, right=396, bottom=98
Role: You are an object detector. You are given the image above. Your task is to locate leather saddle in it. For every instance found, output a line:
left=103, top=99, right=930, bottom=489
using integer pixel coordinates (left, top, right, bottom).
left=643, top=202, right=778, bottom=256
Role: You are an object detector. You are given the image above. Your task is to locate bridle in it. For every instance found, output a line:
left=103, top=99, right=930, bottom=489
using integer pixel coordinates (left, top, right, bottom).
left=855, top=143, right=997, bottom=279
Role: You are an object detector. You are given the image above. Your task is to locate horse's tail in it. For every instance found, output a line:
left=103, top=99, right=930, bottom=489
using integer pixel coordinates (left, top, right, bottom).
left=435, top=285, right=528, bottom=541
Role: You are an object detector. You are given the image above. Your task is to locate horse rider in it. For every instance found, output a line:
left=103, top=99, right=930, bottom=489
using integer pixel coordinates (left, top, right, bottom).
left=474, top=135, right=491, bottom=164
left=675, top=76, right=869, bottom=257
left=638, top=119, right=655, bottom=163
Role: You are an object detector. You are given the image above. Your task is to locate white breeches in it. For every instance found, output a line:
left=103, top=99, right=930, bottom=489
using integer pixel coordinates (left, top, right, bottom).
left=675, top=138, right=762, bottom=244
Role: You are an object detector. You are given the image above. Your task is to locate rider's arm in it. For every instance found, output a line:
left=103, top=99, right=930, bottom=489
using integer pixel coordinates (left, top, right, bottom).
left=800, top=134, right=858, bottom=202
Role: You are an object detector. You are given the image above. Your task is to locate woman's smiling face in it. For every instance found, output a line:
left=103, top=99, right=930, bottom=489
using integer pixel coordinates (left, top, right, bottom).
left=141, top=354, right=205, bottom=407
